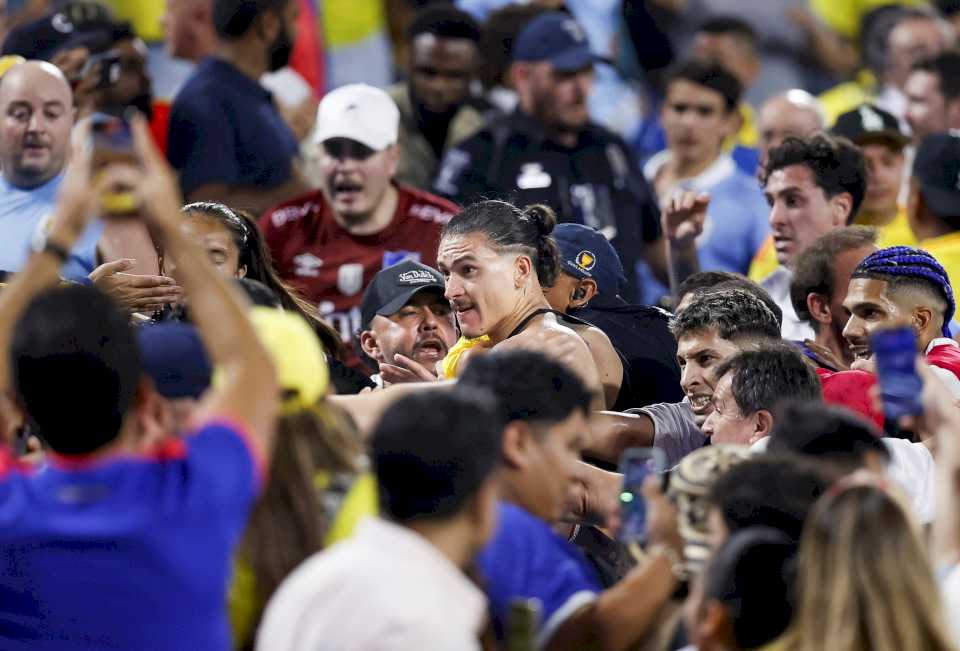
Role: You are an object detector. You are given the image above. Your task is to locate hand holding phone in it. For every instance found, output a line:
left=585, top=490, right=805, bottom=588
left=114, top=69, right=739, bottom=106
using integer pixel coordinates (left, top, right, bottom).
left=89, top=111, right=138, bottom=215
left=871, top=325, right=924, bottom=421
left=617, top=447, right=666, bottom=544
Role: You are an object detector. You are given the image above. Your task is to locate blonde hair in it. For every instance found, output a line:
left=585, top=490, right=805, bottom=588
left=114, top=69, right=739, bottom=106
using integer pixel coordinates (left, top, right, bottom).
left=792, top=484, right=956, bottom=651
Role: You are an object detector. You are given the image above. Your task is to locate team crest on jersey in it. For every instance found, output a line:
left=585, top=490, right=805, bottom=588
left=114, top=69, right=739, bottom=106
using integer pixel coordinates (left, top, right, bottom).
left=574, top=250, right=596, bottom=273
left=383, top=250, right=421, bottom=268
left=293, top=253, right=323, bottom=278
left=337, top=263, right=365, bottom=296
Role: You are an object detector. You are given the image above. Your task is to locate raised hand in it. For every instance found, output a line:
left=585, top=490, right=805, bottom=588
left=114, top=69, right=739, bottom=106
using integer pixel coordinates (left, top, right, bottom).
left=89, top=258, right=181, bottom=313
left=662, top=190, right=709, bottom=246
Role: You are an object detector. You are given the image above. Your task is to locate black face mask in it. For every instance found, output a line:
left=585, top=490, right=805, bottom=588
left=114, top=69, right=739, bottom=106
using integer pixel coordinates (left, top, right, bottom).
left=267, top=17, right=293, bottom=72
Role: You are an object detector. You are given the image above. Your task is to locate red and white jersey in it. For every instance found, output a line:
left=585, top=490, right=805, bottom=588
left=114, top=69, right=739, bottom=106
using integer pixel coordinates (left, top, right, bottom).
left=261, top=184, right=458, bottom=349
left=926, top=338, right=960, bottom=399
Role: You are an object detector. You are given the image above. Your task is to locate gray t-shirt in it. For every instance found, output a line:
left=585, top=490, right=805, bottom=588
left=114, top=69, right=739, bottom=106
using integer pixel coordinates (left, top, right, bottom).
left=628, top=401, right=706, bottom=468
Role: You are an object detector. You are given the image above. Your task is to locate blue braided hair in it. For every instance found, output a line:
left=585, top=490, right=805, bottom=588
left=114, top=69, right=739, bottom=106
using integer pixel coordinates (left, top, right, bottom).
left=852, top=246, right=955, bottom=337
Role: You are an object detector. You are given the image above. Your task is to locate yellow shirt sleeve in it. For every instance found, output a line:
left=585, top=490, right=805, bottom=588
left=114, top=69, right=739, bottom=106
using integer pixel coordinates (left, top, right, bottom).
left=440, top=335, right=491, bottom=379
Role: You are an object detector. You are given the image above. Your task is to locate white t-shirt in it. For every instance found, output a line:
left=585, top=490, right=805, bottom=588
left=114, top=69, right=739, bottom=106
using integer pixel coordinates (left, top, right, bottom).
left=883, top=437, right=935, bottom=525
left=256, top=517, right=486, bottom=651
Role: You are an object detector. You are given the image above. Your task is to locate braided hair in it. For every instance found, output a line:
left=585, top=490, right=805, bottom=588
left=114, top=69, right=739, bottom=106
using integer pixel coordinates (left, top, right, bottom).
left=852, top=246, right=955, bottom=337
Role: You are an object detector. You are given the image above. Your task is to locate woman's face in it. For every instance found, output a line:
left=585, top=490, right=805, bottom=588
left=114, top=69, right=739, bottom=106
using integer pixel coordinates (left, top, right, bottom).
left=437, top=232, right=522, bottom=339
left=172, top=215, right=246, bottom=281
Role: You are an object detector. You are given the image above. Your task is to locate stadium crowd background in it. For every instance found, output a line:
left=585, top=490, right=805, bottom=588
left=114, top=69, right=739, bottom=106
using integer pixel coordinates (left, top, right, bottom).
left=2, top=0, right=960, bottom=649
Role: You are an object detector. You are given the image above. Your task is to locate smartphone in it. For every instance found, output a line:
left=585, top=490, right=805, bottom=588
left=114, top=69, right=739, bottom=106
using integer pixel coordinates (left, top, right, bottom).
left=81, top=51, right=122, bottom=89
left=871, top=325, right=923, bottom=421
left=89, top=112, right=138, bottom=214
left=617, top=447, right=667, bottom=544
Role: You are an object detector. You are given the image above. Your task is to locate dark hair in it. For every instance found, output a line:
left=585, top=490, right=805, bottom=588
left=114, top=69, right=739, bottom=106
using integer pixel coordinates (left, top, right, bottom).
left=713, top=345, right=823, bottom=417
left=911, top=50, right=960, bottom=102
left=704, top=527, right=798, bottom=649
left=408, top=6, right=481, bottom=43
left=675, top=270, right=744, bottom=305
left=372, top=390, right=502, bottom=522
left=477, top=3, right=552, bottom=90
left=442, top=200, right=561, bottom=287
left=458, top=350, right=592, bottom=426
left=666, top=59, right=742, bottom=111
left=763, top=134, right=868, bottom=223
left=696, top=16, right=757, bottom=49
left=213, top=0, right=289, bottom=39
left=709, top=455, right=830, bottom=543
left=237, top=400, right=364, bottom=648
left=12, top=284, right=141, bottom=455
left=852, top=246, right=955, bottom=336
left=671, top=288, right=781, bottom=342
left=768, top=400, right=890, bottom=474
left=711, top=280, right=783, bottom=329
left=235, top=277, right=281, bottom=307
left=181, top=202, right=343, bottom=356
left=790, top=225, right=878, bottom=330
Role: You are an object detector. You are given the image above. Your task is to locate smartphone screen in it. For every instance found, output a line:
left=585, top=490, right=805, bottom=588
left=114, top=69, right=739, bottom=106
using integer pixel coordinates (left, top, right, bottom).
left=617, top=447, right=666, bottom=544
left=871, top=325, right=923, bottom=421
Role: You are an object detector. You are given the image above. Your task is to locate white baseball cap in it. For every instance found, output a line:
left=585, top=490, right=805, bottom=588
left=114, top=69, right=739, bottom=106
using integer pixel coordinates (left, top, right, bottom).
left=313, top=84, right=400, bottom=152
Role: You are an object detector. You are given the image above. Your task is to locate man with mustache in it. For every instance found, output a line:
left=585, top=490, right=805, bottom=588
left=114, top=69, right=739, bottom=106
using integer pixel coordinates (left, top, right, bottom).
left=358, top=260, right=457, bottom=386
left=261, top=84, right=459, bottom=372
left=167, top=0, right=311, bottom=215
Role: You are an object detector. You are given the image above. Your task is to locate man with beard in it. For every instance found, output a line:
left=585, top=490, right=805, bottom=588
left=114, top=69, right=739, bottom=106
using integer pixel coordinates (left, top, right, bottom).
left=386, top=6, right=485, bottom=191
left=261, top=84, right=459, bottom=370
left=167, top=0, right=311, bottom=215
left=358, top=260, right=457, bottom=385
left=433, top=11, right=669, bottom=303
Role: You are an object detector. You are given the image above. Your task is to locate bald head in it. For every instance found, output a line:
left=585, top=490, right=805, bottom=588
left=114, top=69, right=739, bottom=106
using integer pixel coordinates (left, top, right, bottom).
left=0, top=61, right=75, bottom=188
left=758, top=90, right=826, bottom=166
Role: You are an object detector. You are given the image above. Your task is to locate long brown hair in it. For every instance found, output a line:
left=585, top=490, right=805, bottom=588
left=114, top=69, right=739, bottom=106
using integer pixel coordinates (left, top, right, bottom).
left=235, top=400, right=366, bottom=648
left=791, top=483, right=957, bottom=651
left=181, top=202, right=344, bottom=357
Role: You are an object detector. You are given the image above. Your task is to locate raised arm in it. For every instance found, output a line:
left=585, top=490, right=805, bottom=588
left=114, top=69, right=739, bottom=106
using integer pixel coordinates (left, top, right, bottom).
left=130, top=117, right=279, bottom=462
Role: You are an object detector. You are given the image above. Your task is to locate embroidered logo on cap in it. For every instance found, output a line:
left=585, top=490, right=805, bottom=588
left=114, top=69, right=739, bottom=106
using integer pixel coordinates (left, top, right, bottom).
left=859, top=106, right=884, bottom=132
left=397, top=269, right=437, bottom=285
left=574, top=250, right=596, bottom=273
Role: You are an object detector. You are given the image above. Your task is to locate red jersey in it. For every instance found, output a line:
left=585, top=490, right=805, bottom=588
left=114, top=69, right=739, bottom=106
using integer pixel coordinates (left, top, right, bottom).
left=261, top=184, right=458, bottom=349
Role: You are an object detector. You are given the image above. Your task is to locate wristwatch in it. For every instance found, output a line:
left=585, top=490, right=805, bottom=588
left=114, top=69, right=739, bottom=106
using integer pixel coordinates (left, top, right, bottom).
left=30, top=231, right=71, bottom=263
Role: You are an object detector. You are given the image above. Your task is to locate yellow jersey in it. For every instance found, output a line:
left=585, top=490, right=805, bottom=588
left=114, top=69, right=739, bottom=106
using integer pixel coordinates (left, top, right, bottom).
left=440, top=335, right=491, bottom=379
left=855, top=206, right=918, bottom=249
left=919, top=231, right=960, bottom=296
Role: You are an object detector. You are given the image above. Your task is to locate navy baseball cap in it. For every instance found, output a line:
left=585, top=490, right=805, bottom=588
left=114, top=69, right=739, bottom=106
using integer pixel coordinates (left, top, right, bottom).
left=1, top=2, right=117, bottom=60
left=552, top=223, right=627, bottom=296
left=913, top=131, right=960, bottom=219
left=138, top=323, right=212, bottom=400
left=513, top=12, right=607, bottom=72
left=360, top=260, right=446, bottom=329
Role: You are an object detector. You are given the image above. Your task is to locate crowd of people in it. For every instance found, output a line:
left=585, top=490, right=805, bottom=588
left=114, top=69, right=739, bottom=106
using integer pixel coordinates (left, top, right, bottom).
left=2, top=0, right=960, bottom=649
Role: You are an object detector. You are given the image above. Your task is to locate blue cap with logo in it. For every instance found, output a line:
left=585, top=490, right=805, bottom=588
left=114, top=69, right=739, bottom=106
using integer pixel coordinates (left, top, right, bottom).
left=513, top=12, right=606, bottom=72
left=552, top=223, right=627, bottom=296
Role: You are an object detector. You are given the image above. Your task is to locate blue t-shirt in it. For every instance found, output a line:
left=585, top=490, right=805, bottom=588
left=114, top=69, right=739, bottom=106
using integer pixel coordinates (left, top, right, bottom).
left=167, top=57, right=298, bottom=197
left=476, top=503, right=601, bottom=648
left=0, top=420, right=261, bottom=650
left=0, top=174, right=102, bottom=281
left=637, top=154, right=770, bottom=304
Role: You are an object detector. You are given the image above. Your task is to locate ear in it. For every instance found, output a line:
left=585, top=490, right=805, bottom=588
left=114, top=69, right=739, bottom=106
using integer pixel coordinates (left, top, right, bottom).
left=501, top=421, right=534, bottom=470
left=508, top=62, right=530, bottom=92
left=570, top=279, right=598, bottom=308
left=514, top=254, right=534, bottom=288
left=256, top=6, right=280, bottom=42
left=385, top=144, right=400, bottom=178
left=807, top=292, right=832, bottom=327
left=724, top=106, right=744, bottom=139
left=133, top=378, right=167, bottom=451
left=698, top=601, right=733, bottom=649
left=831, top=192, right=854, bottom=226
left=748, top=409, right=774, bottom=444
left=913, top=305, right=935, bottom=337
left=237, top=264, right=248, bottom=279
left=359, top=330, right=383, bottom=363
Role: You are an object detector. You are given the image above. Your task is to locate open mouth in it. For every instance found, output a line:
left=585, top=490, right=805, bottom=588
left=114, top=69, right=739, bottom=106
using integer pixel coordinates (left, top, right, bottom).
left=332, top=180, right=363, bottom=202
left=688, top=393, right=712, bottom=413
left=414, top=339, right=446, bottom=360
left=773, top=235, right=793, bottom=253
left=849, top=344, right=872, bottom=361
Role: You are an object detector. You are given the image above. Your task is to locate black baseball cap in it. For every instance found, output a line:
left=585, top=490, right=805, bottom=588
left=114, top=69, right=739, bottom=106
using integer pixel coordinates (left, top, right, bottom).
left=831, top=104, right=908, bottom=149
left=512, top=12, right=607, bottom=72
left=913, top=131, right=960, bottom=219
left=1, top=2, right=117, bottom=60
left=360, top=260, right=446, bottom=329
